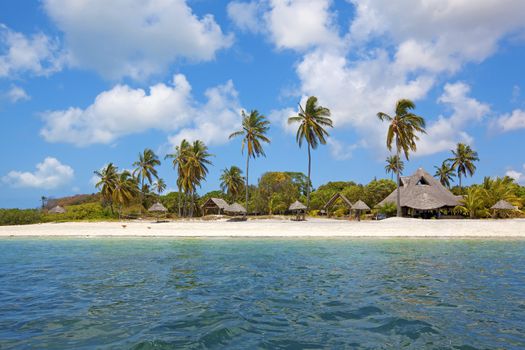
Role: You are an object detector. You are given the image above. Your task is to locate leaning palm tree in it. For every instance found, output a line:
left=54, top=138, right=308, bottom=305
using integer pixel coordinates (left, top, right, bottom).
left=377, top=99, right=426, bottom=217
left=385, top=155, right=404, bottom=180
left=229, top=110, right=271, bottom=215
left=112, top=171, right=139, bottom=219
left=220, top=166, right=244, bottom=200
left=133, top=149, right=161, bottom=211
left=288, top=96, right=333, bottom=211
left=165, top=140, right=191, bottom=217
left=94, top=163, right=119, bottom=213
left=434, top=161, right=455, bottom=188
left=447, top=143, right=479, bottom=192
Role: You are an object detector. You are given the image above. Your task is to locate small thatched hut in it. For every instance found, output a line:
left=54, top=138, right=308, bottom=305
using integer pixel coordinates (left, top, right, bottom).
left=48, top=205, right=66, bottom=214
left=377, top=168, right=460, bottom=218
left=323, top=193, right=353, bottom=217
left=352, top=200, right=370, bottom=221
left=491, top=200, right=517, bottom=211
left=289, top=200, right=307, bottom=221
left=148, top=202, right=168, bottom=213
left=201, top=198, right=229, bottom=215
left=225, top=202, right=246, bottom=215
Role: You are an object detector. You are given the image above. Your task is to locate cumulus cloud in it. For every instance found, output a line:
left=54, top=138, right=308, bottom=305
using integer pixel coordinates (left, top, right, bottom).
left=2, top=157, right=74, bottom=189
left=506, top=164, right=525, bottom=185
left=417, top=83, right=490, bottom=156
left=228, top=0, right=340, bottom=50
left=40, top=74, right=242, bottom=147
left=0, top=24, right=65, bottom=78
left=6, top=85, right=30, bottom=103
left=43, top=0, right=233, bottom=80
left=491, top=109, right=525, bottom=132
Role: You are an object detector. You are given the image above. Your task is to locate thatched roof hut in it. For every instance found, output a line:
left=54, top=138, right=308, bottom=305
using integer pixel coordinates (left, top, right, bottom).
left=377, top=168, right=459, bottom=216
left=148, top=202, right=168, bottom=212
left=289, top=200, right=307, bottom=212
left=225, top=202, right=246, bottom=215
left=48, top=205, right=66, bottom=214
left=491, top=200, right=517, bottom=210
left=324, top=193, right=353, bottom=210
left=352, top=200, right=370, bottom=211
left=201, top=198, right=229, bottom=215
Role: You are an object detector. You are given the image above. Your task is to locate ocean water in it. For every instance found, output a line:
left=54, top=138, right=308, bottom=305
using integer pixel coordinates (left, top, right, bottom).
left=0, top=238, right=524, bottom=349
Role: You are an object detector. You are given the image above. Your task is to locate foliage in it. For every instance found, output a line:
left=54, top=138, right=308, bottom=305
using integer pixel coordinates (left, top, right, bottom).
left=454, top=187, right=489, bottom=219
left=132, top=148, right=161, bottom=195
left=220, top=166, right=244, bottom=201
left=42, top=202, right=116, bottom=222
left=385, top=155, right=404, bottom=180
left=447, top=143, right=479, bottom=190
left=434, top=161, right=455, bottom=188
left=378, top=202, right=397, bottom=217
left=363, top=179, right=397, bottom=208
left=0, top=209, right=42, bottom=226
left=257, top=172, right=300, bottom=214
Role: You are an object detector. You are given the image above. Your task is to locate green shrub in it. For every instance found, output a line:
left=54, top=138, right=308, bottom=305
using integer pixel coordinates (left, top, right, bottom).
left=42, top=202, right=116, bottom=222
left=0, top=209, right=42, bottom=226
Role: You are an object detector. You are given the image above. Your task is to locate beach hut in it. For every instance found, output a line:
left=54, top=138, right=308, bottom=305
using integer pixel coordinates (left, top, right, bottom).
left=289, top=200, right=307, bottom=221
left=323, top=193, right=353, bottom=217
left=352, top=200, right=370, bottom=221
left=225, top=202, right=247, bottom=221
left=148, top=202, right=168, bottom=221
left=201, top=198, right=229, bottom=215
left=491, top=200, right=519, bottom=218
left=377, top=168, right=460, bottom=218
left=48, top=205, right=66, bottom=214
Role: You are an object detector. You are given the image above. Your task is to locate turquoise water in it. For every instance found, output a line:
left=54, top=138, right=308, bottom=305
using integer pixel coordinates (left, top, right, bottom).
left=0, top=239, right=524, bottom=349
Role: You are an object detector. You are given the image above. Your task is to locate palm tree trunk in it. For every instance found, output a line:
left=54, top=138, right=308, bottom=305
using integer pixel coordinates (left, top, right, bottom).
left=245, top=152, right=250, bottom=217
left=140, top=177, right=144, bottom=214
left=306, top=143, right=311, bottom=212
left=396, top=148, right=402, bottom=217
left=177, top=184, right=182, bottom=217
left=459, top=174, right=462, bottom=193
left=183, top=192, right=187, bottom=218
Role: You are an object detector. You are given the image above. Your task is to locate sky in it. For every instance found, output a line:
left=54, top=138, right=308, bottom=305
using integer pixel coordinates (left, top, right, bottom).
left=1, top=0, right=525, bottom=209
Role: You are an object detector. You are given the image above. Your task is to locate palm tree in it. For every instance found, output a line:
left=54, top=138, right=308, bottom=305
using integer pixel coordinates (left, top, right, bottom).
left=434, top=161, right=455, bottom=188
left=220, top=166, right=244, bottom=200
left=377, top=99, right=426, bottom=217
left=288, top=96, right=333, bottom=211
left=153, top=178, right=167, bottom=198
left=454, top=186, right=489, bottom=219
left=229, top=110, right=271, bottom=215
left=447, top=143, right=479, bottom=192
left=112, top=171, right=139, bottom=219
left=165, top=140, right=191, bottom=217
left=94, top=163, right=119, bottom=213
left=132, top=149, right=161, bottom=211
left=385, top=155, right=404, bottom=180
left=177, top=140, right=213, bottom=217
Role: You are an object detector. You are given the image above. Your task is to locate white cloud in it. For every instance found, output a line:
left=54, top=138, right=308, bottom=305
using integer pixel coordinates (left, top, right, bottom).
left=40, top=74, right=242, bottom=147
left=6, top=85, right=30, bottom=103
left=417, top=82, right=490, bottom=156
left=2, top=157, right=74, bottom=189
left=43, top=0, right=233, bottom=80
left=506, top=164, right=525, bottom=185
left=326, top=138, right=360, bottom=161
left=0, top=24, right=65, bottom=78
left=491, top=109, right=525, bottom=132
left=228, top=0, right=340, bottom=51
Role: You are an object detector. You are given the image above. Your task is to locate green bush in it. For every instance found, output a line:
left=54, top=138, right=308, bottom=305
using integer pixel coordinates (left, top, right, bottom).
left=0, top=209, right=42, bottom=226
left=42, top=202, right=116, bottom=222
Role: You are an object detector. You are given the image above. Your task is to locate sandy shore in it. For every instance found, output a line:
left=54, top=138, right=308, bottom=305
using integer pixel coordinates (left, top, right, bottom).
left=1, top=217, right=525, bottom=238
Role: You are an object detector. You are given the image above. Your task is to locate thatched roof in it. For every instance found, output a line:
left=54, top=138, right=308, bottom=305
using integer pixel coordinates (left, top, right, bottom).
left=225, top=202, right=246, bottom=214
left=202, top=197, right=229, bottom=210
left=377, top=168, right=459, bottom=210
left=289, top=200, right=307, bottom=211
left=324, top=193, right=353, bottom=210
left=48, top=205, right=66, bottom=214
left=149, top=202, right=168, bottom=212
left=491, top=200, right=517, bottom=210
left=352, top=200, right=370, bottom=211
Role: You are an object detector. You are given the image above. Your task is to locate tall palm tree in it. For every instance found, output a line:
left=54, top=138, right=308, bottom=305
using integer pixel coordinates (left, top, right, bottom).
left=112, top=171, right=139, bottom=219
left=165, top=140, right=191, bottom=217
left=153, top=178, right=167, bottom=198
left=229, top=110, right=271, bottom=215
left=447, top=143, right=479, bottom=191
left=377, top=99, right=426, bottom=217
left=132, top=149, right=161, bottom=211
left=183, top=140, right=213, bottom=217
left=288, top=96, right=333, bottom=211
left=385, top=155, right=404, bottom=180
left=94, top=163, right=119, bottom=213
left=434, top=161, right=455, bottom=188
left=220, top=166, right=244, bottom=200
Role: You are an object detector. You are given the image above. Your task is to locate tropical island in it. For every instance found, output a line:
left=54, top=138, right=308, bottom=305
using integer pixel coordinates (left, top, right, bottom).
left=1, top=98, right=524, bottom=237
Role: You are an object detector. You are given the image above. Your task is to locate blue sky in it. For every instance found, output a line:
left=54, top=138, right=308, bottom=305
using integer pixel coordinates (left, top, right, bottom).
left=1, top=0, right=525, bottom=209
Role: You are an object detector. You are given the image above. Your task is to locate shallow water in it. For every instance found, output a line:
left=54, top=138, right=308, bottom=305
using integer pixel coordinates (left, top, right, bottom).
left=0, top=238, right=524, bottom=349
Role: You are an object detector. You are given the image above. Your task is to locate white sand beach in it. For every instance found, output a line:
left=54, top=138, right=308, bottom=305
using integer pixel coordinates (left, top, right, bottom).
left=1, top=217, right=525, bottom=238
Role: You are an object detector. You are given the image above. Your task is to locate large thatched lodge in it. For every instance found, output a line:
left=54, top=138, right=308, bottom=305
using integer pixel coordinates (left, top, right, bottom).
left=377, top=167, right=461, bottom=218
